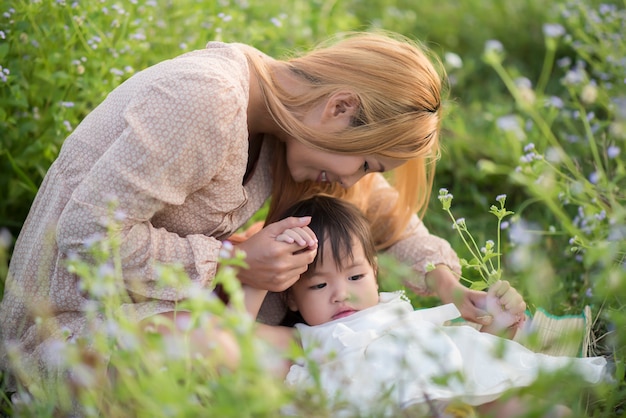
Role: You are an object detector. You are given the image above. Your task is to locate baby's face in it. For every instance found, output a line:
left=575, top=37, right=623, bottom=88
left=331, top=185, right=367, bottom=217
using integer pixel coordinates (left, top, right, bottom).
left=287, top=238, right=379, bottom=325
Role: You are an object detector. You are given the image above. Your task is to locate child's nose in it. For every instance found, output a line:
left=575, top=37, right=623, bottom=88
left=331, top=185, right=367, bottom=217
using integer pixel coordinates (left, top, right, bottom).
left=332, top=283, right=349, bottom=303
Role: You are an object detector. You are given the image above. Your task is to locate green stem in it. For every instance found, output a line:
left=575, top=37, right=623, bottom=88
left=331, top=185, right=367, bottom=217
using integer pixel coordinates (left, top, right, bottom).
left=536, top=41, right=556, bottom=95
left=572, top=91, right=606, bottom=181
left=496, top=218, right=502, bottom=275
left=445, top=209, right=489, bottom=281
left=490, top=61, right=583, bottom=182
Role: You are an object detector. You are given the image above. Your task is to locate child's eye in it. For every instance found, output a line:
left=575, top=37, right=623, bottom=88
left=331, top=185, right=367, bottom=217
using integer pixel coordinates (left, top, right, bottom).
left=310, top=283, right=327, bottom=290
left=363, top=161, right=370, bottom=173
left=349, top=274, right=364, bottom=281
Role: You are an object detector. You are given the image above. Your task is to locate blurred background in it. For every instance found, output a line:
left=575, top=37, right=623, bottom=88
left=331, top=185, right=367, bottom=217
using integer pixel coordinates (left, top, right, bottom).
left=0, top=0, right=624, bottom=415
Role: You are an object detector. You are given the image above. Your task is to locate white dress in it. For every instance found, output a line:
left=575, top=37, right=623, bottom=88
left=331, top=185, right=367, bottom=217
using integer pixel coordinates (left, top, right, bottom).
left=285, top=292, right=607, bottom=416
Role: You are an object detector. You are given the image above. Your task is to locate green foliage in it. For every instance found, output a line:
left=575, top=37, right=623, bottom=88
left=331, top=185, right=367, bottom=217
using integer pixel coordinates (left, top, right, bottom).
left=1, top=0, right=625, bottom=416
left=0, top=0, right=359, bottom=237
left=5, top=210, right=294, bottom=416
left=433, top=190, right=514, bottom=290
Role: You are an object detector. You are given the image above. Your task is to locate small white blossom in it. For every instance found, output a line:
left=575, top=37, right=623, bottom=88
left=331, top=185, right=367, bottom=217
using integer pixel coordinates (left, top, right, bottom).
left=0, top=228, right=12, bottom=249
left=563, top=68, right=585, bottom=85
left=219, top=240, right=234, bottom=259
left=543, top=23, right=565, bottom=38
left=454, top=218, right=466, bottom=228
left=509, top=220, right=539, bottom=245
left=497, top=115, right=525, bottom=140
left=444, top=52, right=463, bottom=69
left=607, top=145, right=620, bottom=159
left=484, top=39, right=503, bottom=54
left=581, top=84, right=598, bottom=104
left=545, top=96, right=564, bottom=108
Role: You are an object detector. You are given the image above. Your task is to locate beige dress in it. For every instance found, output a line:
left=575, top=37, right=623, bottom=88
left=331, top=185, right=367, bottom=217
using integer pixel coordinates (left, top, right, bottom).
left=0, top=42, right=460, bottom=384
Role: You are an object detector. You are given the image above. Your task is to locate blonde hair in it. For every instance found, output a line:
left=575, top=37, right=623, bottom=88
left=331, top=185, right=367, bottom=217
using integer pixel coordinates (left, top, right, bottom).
left=247, top=31, right=447, bottom=249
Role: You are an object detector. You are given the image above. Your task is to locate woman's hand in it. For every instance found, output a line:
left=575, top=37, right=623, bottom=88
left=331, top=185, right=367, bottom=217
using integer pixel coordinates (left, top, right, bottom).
left=425, top=266, right=493, bottom=325
left=233, top=216, right=317, bottom=292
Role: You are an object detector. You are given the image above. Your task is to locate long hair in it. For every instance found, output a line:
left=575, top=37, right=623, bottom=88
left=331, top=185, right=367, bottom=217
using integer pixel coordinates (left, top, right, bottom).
left=245, top=31, right=447, bottom=248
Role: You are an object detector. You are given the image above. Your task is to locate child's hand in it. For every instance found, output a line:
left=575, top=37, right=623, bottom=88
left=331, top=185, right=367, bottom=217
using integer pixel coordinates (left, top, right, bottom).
left=482, top=280, right=527, bottom=338
left=490, top=280, right=526, bottom=317
left=275, top=226, right=318, bottom=250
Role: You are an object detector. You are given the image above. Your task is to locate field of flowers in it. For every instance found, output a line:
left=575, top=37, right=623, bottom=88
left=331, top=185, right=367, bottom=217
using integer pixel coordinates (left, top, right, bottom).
left=0, top=0, right=624, bottom=416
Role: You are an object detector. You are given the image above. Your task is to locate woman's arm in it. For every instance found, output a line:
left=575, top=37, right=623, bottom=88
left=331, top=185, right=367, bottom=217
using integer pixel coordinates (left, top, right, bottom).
left=363, top=174, right=492, bottom=325
left=57, top=62, right=249, bottom=301
left=423, top=265, right=492, bottom=326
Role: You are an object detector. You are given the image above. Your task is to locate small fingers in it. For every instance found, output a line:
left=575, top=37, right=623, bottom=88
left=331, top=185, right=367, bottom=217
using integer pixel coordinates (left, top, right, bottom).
left=274, top=227, right=317, bottom=248
left=490, top=280, right=510, bottom=297
left=494, top=283, right=527, bottom=314
left=275, top=229, right=303, bottom=245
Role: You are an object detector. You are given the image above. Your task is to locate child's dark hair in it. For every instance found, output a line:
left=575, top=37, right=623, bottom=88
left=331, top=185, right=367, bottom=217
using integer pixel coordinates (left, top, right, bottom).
left=278, top=195, right=377, bottom=276
left=276, top=195, right=377, bottom=326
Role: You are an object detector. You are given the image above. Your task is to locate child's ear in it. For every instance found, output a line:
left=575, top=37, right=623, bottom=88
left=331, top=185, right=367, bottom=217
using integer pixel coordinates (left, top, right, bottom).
left=285, top=290, right=299, bottom=312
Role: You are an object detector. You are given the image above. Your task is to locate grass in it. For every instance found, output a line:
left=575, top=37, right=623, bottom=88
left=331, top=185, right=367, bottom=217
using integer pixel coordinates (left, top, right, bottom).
left=1, top=0, right=624, bottom=416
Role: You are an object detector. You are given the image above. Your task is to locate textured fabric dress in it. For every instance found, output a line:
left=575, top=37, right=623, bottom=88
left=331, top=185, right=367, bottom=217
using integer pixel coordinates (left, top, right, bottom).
left=0, top=42, right=460, bottom=386
left=286, top=292, right=608, bottom=417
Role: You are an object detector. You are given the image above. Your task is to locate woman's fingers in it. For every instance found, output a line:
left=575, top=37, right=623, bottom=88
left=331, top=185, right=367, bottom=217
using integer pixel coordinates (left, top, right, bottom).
left=233, top=217, right=318, bottom=292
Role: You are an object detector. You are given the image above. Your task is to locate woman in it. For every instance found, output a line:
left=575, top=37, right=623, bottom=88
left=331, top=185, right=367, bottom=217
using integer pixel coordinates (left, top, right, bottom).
left=0, top=31, right=489, bottom=387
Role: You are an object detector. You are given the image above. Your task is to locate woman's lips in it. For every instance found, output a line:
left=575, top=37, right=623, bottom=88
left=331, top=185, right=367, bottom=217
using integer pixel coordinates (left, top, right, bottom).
left=317, top=171, right=328, bottom=182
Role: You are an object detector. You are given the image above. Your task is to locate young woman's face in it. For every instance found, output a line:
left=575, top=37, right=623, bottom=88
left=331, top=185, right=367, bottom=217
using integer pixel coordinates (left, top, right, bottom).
left=287, top=237, right=379, bottom=326
left=284, top=92, right=404, bottom=188
left=285, top=140, right=403, bottom=188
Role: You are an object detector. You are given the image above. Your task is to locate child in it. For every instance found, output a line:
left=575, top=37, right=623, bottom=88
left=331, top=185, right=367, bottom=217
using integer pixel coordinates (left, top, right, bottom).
left=247, top=195, right=608, bottom=417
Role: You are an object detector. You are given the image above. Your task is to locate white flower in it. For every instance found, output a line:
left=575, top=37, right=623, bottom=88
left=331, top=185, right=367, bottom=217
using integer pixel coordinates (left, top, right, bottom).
left=545, top=147, right=562, bottom=163
left=509, top=220, right=539, bottom=245
left=542, top=23, right=565, bottom=38
left=496, top=115, right=525, bottom=140
left=484, top=39, right=503, bottom=54
left=563, top=68, right=585, bottom=85
left=0, top=228, right=12, bottom=249
left=544, top=96, right=564, bottom=108
left=581, top=84, right=598, bottom=104
left=444, top=52, right=463, bottom=69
